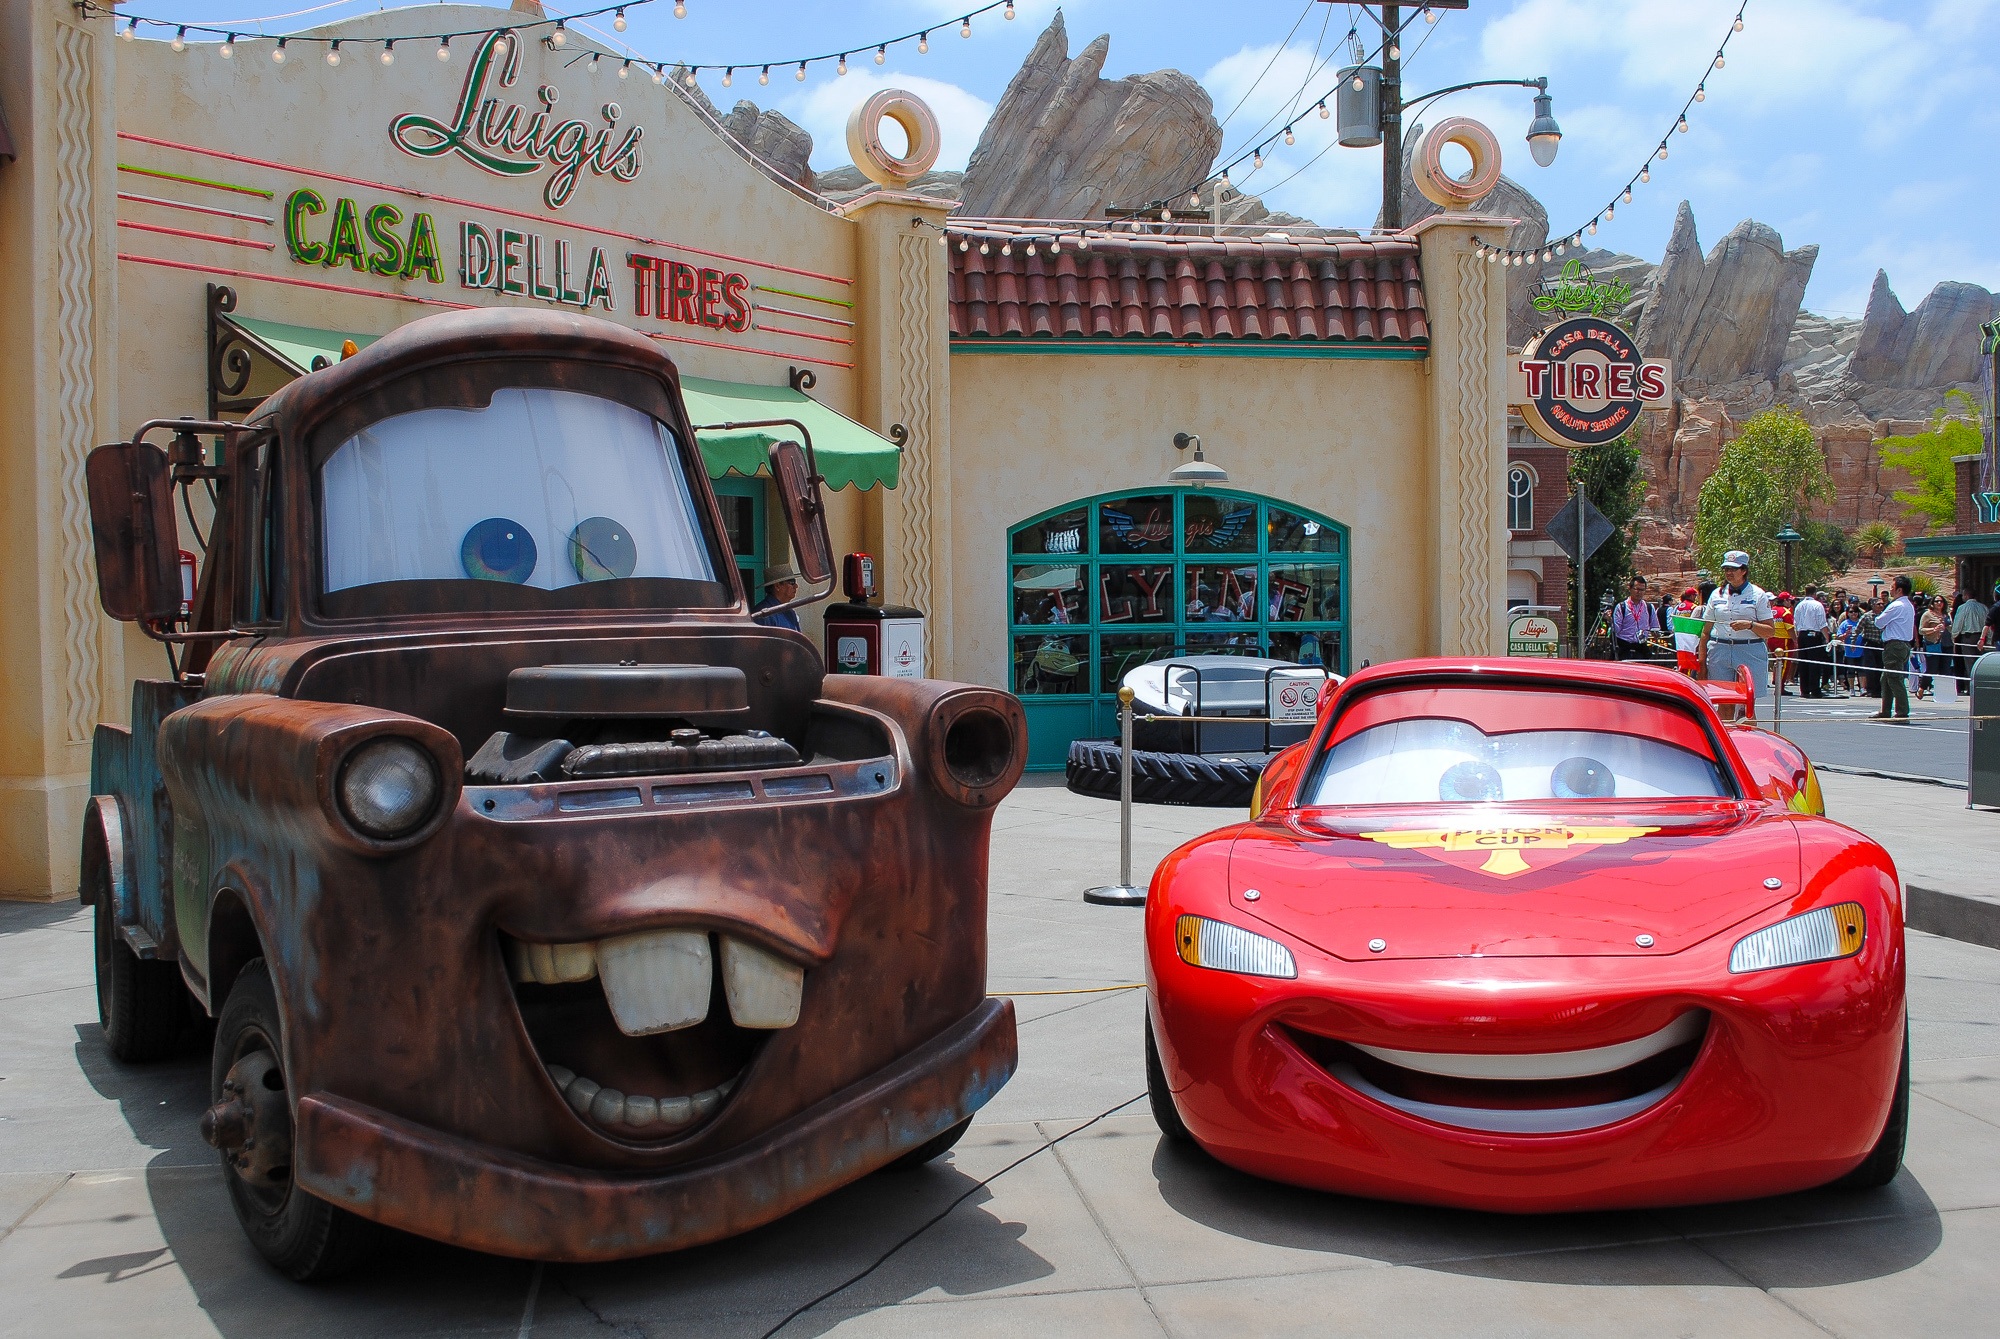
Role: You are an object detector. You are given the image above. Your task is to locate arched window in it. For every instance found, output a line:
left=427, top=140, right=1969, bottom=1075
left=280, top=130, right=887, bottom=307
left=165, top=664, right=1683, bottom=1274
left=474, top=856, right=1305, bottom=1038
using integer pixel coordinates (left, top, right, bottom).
left=1507, top=464, right=1535, bottom=533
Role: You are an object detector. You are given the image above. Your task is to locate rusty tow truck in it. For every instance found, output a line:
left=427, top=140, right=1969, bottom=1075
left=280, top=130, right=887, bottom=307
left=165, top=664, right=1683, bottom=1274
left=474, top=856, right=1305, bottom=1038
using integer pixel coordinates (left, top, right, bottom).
left=80, top=308, right=1025, bottom=1278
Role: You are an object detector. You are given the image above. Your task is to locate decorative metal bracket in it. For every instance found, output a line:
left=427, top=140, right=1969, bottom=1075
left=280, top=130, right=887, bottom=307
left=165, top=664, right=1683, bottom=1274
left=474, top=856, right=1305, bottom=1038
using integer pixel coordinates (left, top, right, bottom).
left=888, top=424, right=910, bottom=448
left=788, top=366, right=818, bottom=393
left=206, top=285, right=265, bottom=420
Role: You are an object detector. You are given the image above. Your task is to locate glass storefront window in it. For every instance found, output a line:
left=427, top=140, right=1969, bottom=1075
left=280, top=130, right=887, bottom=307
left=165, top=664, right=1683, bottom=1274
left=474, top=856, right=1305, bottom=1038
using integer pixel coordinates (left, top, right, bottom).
left=1185, top=631, right=1264, bottom=657
left=1014, top=634, right=1090, bottom=695
left=1183, top=495, right=1259, bottom=555
left=1098, top=494, right=1176, bottom=556
left=1269, top=506, right=1342, bottom=554
left=1267, top=564, right=1342, bottom=623
left=1269, top=628, right=1340, bottom=667
left=1098, top=564, right=1175, bottom=623
left=1183, top=563, right=1260, bottom=623
left=1012, top=506, right=1089, bottom=556
left=1012, top=564, right=1085, bottom=626
left=1101, top=632, right=1177, bottom=691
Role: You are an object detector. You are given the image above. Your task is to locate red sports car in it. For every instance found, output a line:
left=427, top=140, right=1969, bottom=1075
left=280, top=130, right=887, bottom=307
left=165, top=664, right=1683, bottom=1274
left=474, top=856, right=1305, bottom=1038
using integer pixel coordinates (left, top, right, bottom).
left=1144, top=658, right=1906, bottom=1212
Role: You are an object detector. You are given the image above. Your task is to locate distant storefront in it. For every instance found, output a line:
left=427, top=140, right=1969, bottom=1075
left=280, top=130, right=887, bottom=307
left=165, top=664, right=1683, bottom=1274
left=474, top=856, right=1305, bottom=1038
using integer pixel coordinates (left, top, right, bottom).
left=1, top=2, right=1513, bottom=897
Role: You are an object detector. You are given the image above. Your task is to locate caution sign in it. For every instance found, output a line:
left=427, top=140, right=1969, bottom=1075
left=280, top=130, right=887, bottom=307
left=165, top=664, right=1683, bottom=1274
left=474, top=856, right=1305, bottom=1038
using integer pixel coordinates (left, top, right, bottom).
left=1267, top=669, right=1327, bottom=724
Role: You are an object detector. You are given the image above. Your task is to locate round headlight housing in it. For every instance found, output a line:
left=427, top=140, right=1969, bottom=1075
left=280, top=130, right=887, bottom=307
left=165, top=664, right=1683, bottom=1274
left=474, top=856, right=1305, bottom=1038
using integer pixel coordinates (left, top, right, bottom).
left=338, top=737, right=441, bottom=839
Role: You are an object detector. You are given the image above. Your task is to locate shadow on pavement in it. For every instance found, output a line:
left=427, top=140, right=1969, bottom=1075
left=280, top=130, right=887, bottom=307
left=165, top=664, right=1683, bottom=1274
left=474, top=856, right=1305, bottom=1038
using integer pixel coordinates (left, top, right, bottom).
left=1150, top=1137, right=1942, bottom=1287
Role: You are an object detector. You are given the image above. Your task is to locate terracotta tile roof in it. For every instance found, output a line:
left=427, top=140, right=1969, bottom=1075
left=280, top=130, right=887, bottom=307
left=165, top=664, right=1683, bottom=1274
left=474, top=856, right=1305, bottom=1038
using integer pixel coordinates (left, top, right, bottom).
left=948, top=225, right=1428, bottom=345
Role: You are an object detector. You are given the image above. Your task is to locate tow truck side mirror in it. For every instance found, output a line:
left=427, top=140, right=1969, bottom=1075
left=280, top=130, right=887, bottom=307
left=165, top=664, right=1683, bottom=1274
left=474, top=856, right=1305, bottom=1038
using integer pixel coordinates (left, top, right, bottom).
left=85, top=441, right=181, bottom=623
left=767, top=438, right=834, bottom=587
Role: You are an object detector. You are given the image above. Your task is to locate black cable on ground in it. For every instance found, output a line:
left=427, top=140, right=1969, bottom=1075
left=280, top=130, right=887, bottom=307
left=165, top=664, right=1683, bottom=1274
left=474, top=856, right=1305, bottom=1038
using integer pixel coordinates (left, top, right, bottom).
left=758, top=1092, right=1149, bottom=1338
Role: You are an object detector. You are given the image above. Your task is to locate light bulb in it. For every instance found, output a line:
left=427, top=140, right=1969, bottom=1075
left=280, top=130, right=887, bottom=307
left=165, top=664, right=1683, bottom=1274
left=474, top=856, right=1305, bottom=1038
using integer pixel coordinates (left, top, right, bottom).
left=1640, top=167, right=1650, bottom=183
left=171, top=27, right=186, bottom=51
left=978, top=241, right=989, bottom=255
left=614, top=9, right=628, bottom=31
left=1159, top=208, right=1171, bottom=222
left=1079, top=234, right=1091, bottom=250
left=652, top=65, right=665, bottom=83
left=220, top=34, right=234, bottom=57
left=1555, top=241, right=1565, bottom=255
left=961, top=17, right=972, bottom=38
left=837, top=54, right=847, bottom=75
left=684, top=67, right=698, bottom=86
left=1734, top=16, right=1744, bottom=31
left=437, top=37, right=451, bottom=61
left=1678, top=116, right=1688, bottom=133
left=959, top=238, right=969, bottom=251
left=1621, top=187, right=1632, bottom=202
left=1352, top=75, right=1364, bottom=91
left=919, top=33, right=930, bottom=54
left=875, top=46, right=886, bottom=65
left=1605, top=204, right=1615, bottom=220
left=1424, top=5, right=1438, bottom=22
left=618, top=61, right=630, bottom=80
left=759, top=65, right=770, bottom=85
left=1220, top=169, right=1230, bottom=186
left=1695, top=85, right=1706, bottom=102
left=1050, top=238, right=1060, bottom=254
left=1714, top=54, right=1725, bottom=68
left=675, top=0, right=687, bottom=15
left=272, top=40, right=286, bottom=63
left=1190, top=193, right=1202, bottom=207
left=122, top=18, right=137, bottom=40
left=938, top=232, right=948, bottom=246
left=1657, top=144, right=1668, bottom=160
left=795, top=61, right=806, bottom=80
left=589, top=54, right=600, bottom=73
left=327, top=42, right=341, bottom=66
left=1284, top=126, right=1295, bottom=145
left=550, top=23, right=566, bottom=47
left=722, top=68, right=733, bottom=86
left=1318, top=100, right=1329, bottom=119
left=1000, top=242, right=1012, bottom=257
left=1388, top=44, right=1400, bottom=59
left=1005, top=0, right=1016, bottom=17
left=1542, top=249, right=1552, bottom=263
left=1025, top=242, right=1036, bottom=257
left=1588, top=219, right=1598, bottom=235
left=493, top=35, right=509, bottom=57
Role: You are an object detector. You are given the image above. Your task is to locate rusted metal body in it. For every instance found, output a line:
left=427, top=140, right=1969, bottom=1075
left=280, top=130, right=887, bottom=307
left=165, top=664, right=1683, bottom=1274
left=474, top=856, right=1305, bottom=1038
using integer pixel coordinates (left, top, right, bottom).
left=81, top=308, right=1025, bottom=1266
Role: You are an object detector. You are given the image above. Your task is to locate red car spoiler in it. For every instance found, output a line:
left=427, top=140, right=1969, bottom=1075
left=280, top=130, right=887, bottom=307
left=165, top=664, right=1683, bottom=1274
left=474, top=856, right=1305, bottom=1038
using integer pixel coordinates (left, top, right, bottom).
left=1696, top=665, right=1758, bottom=721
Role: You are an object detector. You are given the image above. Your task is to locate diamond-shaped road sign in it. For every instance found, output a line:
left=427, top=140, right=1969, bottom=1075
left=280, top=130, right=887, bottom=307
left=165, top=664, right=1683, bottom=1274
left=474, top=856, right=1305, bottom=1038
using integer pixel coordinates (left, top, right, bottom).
left=1548, top=491, right=1614, bottom=564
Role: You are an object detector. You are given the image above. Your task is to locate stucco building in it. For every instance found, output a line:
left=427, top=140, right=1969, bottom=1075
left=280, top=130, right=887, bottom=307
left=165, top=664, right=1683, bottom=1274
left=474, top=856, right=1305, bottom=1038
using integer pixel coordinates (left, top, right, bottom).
left=0, top=2, right=1514, bottom=899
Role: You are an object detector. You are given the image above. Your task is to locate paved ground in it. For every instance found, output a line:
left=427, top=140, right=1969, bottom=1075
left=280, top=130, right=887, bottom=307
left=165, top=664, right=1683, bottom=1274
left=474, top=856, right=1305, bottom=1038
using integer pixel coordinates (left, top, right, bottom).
left=6, top=777, right=2000, bottom=1336
left=1767, top=688, right=1974, bottom=784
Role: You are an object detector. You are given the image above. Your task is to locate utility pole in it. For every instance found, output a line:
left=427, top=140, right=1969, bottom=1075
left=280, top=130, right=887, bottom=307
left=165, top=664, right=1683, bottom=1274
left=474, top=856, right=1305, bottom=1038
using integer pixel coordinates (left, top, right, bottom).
left=1380, top=4, right=1403, bottom=231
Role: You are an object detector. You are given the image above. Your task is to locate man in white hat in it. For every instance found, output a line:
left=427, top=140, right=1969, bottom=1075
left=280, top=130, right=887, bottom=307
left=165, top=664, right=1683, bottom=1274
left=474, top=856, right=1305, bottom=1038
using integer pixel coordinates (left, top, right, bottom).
left=1697, top=550, right=1775, bottom=705
left=752, top=564, right=801, bottom=631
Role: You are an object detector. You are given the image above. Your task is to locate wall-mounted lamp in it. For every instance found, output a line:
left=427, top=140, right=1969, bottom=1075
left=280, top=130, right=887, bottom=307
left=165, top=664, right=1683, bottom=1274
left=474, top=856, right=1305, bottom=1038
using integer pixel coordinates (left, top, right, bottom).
left=1168, top=432, right=1227, bottom=487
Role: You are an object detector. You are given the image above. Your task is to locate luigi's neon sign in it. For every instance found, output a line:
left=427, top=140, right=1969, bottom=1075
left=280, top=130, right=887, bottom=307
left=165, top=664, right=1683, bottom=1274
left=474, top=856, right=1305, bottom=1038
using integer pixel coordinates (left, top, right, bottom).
left=1509, top=316, right=1673, bottom=449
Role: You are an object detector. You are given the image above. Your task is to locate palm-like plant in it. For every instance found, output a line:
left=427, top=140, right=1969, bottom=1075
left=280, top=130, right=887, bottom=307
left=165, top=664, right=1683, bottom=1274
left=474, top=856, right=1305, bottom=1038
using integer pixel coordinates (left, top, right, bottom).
left=1854, top=521, right=1900, bottom=563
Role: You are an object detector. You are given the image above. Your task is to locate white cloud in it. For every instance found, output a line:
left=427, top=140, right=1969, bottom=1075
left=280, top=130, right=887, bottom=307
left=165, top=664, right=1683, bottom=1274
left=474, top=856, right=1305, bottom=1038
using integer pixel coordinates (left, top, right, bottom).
left=780, top=72, right=995, bottom=172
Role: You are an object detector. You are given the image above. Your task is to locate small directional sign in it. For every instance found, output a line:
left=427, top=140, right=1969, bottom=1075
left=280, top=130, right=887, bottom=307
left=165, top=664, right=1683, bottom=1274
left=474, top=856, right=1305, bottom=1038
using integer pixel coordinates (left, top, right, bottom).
left=1548, top=491, right=1614, bottom=563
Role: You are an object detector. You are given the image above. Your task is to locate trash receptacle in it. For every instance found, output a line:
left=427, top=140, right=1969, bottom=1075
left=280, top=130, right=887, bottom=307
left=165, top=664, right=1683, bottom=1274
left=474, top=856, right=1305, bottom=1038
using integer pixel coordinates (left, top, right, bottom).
left=1972, top=652, right=2000, bottom=807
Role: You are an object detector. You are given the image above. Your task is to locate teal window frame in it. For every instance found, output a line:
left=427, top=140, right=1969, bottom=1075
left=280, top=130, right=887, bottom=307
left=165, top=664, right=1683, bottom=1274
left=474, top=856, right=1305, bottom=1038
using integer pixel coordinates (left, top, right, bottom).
left=1006, top=488, right=1349, bottom=722
left=711, top=474, right=767, bottom=594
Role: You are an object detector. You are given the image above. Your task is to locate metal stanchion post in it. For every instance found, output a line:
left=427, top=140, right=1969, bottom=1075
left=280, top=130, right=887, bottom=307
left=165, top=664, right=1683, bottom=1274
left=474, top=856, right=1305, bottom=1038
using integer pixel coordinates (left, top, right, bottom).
left=1085, top=686, right=1146, bottom=907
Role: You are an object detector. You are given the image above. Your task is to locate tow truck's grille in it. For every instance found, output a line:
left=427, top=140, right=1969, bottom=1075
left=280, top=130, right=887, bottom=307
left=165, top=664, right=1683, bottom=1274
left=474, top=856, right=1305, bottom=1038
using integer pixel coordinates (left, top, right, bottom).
left=471, top=756, right=896, bottom=821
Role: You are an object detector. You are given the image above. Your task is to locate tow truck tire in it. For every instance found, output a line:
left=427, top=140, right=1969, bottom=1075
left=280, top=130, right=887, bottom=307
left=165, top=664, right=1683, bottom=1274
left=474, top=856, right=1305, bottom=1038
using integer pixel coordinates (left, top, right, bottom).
left=1833, top=1026, right=1909, bottom=1191
left=1065, top=740, right=1258, bottom=808
left=213, top=960, right=377, bottom=1281
left=93, top=877, right=189, bottom=1063
left=887, top=1116, right=973, bottom=1170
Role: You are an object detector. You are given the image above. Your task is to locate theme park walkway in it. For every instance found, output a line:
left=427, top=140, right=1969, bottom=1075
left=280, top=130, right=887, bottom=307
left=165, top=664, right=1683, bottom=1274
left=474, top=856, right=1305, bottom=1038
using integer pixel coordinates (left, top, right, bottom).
left=3, top=774, right=1999, bottom=1336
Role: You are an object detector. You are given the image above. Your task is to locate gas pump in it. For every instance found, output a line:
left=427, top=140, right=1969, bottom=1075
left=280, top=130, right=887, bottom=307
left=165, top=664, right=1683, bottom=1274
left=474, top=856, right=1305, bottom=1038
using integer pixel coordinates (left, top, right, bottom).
left=823, top=552, right=925, bottom=678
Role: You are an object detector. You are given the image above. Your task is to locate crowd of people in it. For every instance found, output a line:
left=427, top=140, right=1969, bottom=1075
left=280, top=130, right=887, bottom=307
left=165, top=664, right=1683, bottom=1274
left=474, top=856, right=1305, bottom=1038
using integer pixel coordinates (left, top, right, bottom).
left=1611, top=560, right=2000, bottom=714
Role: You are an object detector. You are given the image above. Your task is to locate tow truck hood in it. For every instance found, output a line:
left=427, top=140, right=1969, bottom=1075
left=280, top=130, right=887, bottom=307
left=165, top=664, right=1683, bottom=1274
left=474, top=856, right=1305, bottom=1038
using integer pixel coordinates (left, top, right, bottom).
left=1228, top=803, right=1800, bottom=961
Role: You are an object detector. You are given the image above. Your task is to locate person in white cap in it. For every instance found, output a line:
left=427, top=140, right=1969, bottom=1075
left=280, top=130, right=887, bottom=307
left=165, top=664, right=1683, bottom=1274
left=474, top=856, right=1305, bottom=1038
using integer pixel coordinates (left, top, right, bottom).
left=1697, top=550, right=1775, bottom=704
left=752, top=564, right=802, bottom=631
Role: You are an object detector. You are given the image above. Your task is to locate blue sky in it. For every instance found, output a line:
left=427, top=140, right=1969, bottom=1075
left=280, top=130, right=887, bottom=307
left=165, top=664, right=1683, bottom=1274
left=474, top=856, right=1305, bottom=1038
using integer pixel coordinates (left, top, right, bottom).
left=114, top=0, right=2000, bottom=318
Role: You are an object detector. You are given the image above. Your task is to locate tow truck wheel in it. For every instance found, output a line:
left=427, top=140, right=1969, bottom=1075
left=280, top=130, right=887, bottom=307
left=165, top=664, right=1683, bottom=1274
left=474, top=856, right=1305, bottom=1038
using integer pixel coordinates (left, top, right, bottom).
left=92, top=877, right=188, bottom=1063
left=888, top=1116, right=973, bottom=1170
left=208, top=959, right=376, bottom=1280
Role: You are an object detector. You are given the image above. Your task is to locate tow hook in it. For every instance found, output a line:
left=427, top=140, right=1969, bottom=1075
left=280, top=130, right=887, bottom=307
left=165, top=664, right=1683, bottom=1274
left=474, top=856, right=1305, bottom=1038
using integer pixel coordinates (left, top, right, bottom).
left=202, top=1050, right=294, bottom=1184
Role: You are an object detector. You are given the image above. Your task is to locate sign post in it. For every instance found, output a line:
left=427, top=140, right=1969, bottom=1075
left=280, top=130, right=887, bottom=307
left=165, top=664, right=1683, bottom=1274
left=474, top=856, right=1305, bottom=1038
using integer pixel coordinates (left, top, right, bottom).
left=1547, top=490, right=1613, bottom=658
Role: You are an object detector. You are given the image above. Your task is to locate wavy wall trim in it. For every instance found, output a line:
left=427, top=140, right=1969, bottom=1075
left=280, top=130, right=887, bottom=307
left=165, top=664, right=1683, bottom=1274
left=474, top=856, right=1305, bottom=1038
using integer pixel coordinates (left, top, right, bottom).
left=895, top=232, right=935, bottom=618
left=53, top=23, right=101, bottom=745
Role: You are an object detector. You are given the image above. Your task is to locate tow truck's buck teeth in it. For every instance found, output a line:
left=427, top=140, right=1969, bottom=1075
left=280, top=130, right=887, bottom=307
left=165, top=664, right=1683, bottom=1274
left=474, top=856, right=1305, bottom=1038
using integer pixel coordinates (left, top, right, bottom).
left=506, top=931, right=805, bottom=1032
left=545, top=1064, right=738, bottom=1133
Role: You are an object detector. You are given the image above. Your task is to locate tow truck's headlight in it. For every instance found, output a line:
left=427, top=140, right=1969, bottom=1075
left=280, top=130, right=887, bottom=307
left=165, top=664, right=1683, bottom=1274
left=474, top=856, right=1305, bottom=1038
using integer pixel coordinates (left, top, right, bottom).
left=1728, top=902, right=1865, bottom=974
left=1176, top=915, right=1297, bottom=979
left=339, top=738, right=441, bottom=839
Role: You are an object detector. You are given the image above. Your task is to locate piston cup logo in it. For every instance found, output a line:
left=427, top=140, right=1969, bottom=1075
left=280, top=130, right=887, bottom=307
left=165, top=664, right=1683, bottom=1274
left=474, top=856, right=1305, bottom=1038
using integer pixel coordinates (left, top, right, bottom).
left=1510, top=317, right=1672, bottom=449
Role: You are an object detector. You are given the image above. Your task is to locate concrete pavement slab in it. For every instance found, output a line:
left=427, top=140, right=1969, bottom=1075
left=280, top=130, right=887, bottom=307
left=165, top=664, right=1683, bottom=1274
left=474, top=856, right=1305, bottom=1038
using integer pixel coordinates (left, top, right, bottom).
left=1765, top=1206, right=2000, bottom=1339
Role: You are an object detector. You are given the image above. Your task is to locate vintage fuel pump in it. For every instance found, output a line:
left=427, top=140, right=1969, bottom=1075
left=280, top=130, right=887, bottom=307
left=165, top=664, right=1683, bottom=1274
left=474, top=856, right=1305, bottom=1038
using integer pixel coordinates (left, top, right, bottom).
left=824, top=551, right=925, bottom=677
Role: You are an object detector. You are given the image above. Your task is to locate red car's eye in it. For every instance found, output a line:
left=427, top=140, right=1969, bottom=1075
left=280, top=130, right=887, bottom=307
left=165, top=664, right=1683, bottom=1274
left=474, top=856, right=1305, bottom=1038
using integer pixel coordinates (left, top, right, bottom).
left=1175, top=915, right=1296, bottom=979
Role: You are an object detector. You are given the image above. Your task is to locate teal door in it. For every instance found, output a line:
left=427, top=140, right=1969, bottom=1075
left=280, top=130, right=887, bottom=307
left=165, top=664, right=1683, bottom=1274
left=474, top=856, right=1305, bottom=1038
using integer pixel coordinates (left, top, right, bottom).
left=1007, top=489, right=1349, bottom=770
left=712, top=475, right=768, bottom=595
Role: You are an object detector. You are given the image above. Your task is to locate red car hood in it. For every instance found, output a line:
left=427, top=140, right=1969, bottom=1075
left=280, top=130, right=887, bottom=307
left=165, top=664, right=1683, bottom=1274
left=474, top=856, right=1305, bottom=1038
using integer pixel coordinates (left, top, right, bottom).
left=1228, top=802, right=1800, bottom=961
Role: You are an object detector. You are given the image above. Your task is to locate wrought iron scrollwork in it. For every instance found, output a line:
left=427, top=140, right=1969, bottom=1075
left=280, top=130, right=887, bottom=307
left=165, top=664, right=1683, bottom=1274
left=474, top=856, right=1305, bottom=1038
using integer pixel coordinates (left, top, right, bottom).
left=205, top=284, right=263, bottom=420
left=788, top=366, right=818, bottom=393
left=888, top=424, right=910, bottom=447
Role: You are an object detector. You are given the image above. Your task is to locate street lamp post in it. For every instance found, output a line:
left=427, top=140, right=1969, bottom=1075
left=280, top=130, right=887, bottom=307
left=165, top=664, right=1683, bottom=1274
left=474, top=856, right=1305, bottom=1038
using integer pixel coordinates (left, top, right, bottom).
left=1776, top=525, right=1803, bottom=595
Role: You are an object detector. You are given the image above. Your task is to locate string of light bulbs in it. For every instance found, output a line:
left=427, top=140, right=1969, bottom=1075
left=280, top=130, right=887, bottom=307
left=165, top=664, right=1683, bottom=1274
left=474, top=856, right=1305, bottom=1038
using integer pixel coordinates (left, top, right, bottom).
left=1470, top=1, right=1751, bottom=267
left=84, top=0, right=1023, bottom=83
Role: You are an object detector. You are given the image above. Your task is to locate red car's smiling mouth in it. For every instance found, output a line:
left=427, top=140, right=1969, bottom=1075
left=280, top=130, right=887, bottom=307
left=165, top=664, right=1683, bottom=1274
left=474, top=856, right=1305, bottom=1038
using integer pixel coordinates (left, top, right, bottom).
left=501, top=929, right=805, bottom=1141
left=1287, top=1011, right=1708, bottom=1134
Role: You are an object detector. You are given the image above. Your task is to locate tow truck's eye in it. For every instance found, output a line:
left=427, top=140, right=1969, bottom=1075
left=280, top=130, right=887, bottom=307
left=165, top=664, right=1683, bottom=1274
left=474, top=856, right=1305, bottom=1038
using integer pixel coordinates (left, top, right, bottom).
left=570, top=516, right=637, bottom=582
left=1552, top=756, right=1615, bottom=798
left=462, top=517, right=537, bottom=583
left=1439, top=760, right=1502, bottom=802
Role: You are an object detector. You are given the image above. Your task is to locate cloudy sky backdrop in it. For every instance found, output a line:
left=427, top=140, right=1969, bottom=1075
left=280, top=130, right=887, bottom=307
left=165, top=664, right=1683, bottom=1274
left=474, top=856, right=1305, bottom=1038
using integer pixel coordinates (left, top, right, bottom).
left=129, top=0, right=2000, bottom=319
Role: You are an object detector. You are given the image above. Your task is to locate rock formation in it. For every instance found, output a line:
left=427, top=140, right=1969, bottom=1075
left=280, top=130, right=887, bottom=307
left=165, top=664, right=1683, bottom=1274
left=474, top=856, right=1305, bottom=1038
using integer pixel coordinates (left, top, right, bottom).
left=1842, top=273, right=1997, bottom=416
left=1634, top=205, right=1817, bottom=388
left=675, top=76, right=816, bottom=189
left=957, top=13, right=1223, bottom=219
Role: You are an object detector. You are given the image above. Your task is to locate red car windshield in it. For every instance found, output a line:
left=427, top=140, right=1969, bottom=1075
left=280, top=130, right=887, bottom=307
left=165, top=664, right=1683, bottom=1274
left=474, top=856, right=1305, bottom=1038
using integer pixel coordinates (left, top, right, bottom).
left=1303, top=685, right=1730, bottom=806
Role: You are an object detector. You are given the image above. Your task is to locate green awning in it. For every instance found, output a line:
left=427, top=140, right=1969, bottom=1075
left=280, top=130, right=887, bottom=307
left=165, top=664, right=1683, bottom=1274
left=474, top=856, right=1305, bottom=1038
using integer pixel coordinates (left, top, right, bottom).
left=679, top=375, right=901, bottom=492
left=230, top=315, right=379, bottom=374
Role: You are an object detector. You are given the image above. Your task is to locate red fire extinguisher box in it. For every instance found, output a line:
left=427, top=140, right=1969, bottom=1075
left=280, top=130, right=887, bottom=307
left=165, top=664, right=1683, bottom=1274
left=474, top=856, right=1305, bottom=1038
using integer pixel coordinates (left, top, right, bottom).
left=825, top=602, right=926, bottom=678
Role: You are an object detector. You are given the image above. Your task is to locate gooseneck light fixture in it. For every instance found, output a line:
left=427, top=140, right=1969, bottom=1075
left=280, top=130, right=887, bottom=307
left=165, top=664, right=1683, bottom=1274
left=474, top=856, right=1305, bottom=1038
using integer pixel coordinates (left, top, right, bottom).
left=1168, top=433, right=1228, bottom=488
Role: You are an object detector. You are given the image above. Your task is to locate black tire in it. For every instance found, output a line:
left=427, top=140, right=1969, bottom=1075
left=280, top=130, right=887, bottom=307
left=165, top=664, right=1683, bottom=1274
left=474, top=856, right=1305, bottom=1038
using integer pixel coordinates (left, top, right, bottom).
left=212, top=959, right=376, bottom=1280
left=1146, top=1015, right=1193, bottom=1143
left=93, top=877, right=189, bottom=1063
left=888, top=1116, right=973, bottom=1170
left=1833, top=1026, right=1909, bottom=1191
left=1065, top=740, right=1260, bottom=809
